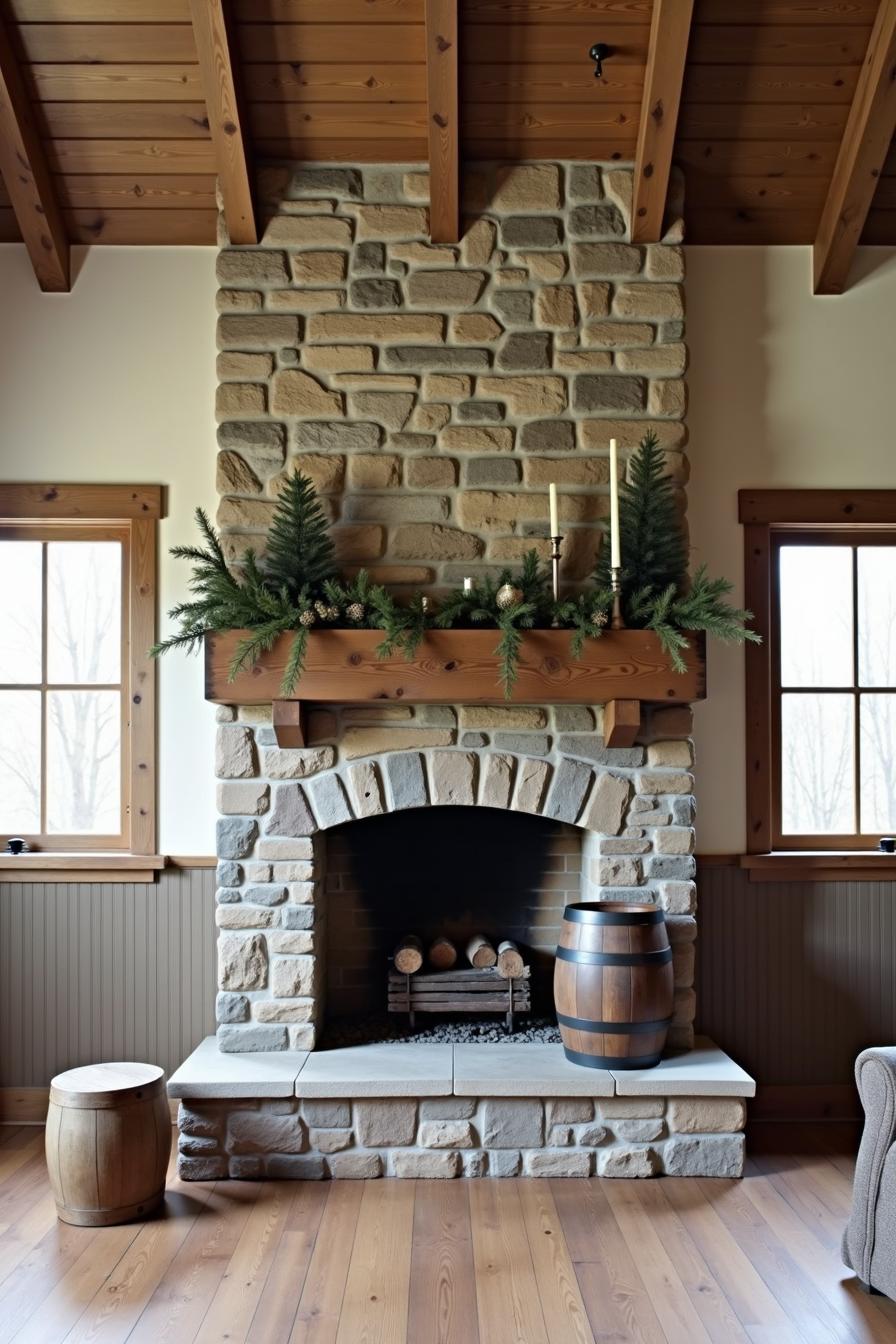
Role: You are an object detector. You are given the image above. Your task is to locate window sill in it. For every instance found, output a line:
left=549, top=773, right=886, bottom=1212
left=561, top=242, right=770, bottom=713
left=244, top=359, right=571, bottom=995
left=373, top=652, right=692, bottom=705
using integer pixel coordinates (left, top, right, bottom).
left=0, top=853, right=167, bottom=883
left=739, top=852, right=896, bottom=883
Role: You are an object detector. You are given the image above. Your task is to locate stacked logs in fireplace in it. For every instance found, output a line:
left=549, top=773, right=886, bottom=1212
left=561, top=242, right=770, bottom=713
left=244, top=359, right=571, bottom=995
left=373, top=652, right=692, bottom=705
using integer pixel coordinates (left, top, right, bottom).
left=388, top=935, right=531, bottom=1032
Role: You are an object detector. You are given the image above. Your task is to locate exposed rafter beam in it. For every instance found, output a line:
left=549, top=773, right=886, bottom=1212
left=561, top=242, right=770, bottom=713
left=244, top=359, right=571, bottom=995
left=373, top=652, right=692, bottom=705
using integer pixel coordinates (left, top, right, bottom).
left=0, top=19, right=69, bottom=291
left=424, top=0, right=459, bottom=243
left=814, top=0, right=896, bottom=295
left=631, top=0, right=694, bottom=245
left=188, top=0, right=256, bottom=245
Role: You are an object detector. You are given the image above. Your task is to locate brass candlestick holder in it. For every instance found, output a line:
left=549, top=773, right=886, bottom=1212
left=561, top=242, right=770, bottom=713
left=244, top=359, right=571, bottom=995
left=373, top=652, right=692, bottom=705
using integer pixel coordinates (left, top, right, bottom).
left=610, top=565, right=625, bottom=629
left=551, top=534, right=563, bottom=625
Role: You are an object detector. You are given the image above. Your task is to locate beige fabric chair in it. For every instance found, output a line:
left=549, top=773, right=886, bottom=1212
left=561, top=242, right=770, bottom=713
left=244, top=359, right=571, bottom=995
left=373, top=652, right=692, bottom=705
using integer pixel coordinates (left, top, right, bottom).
left=843, top=1047, right=896, bottom=1298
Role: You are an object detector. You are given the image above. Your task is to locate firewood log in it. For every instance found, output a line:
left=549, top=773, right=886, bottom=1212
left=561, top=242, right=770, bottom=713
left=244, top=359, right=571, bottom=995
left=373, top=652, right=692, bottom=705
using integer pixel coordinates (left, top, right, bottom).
left=393, top=934, right=423, bottom=975
left=428, top=936, right=457, bottom=969
left=466, top=934, right=497, bottom=969
left=496, top=940, right=525, bottom=979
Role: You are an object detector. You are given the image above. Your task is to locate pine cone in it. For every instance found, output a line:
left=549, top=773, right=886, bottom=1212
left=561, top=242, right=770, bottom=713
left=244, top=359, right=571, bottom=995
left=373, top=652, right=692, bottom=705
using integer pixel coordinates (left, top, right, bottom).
left=592, top=608, right=608, bottom=628
left=314, top=600, right=329, bottom=619
left=326, top=605, right=340, bottom=621
left=299, top=609, right=316, bottom=627
left=346, top=602, right=365, bottom=622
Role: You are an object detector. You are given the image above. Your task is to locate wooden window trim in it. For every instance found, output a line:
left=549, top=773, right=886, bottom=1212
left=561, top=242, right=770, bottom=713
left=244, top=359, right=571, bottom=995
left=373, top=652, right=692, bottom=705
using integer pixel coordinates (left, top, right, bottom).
left=740, top=489, right=896, bottom=858
left=0, top=484, right=162, bottom=860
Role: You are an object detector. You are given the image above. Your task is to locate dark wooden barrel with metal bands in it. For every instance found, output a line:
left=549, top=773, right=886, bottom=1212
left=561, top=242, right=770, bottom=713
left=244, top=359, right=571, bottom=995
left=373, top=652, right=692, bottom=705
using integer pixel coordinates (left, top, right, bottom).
left=553, top=901, right=674, bottom=1070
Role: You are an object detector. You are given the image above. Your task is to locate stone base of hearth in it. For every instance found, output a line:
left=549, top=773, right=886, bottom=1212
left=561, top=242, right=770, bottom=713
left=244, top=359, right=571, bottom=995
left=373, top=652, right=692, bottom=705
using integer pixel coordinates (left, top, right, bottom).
left=170, top=1036, right=753, bottom=1179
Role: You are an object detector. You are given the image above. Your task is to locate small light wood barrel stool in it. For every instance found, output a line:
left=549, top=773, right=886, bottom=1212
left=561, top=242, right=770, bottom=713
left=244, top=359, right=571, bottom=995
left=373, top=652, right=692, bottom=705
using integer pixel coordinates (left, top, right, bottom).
left=46, top=1063, right=171, bottom=1226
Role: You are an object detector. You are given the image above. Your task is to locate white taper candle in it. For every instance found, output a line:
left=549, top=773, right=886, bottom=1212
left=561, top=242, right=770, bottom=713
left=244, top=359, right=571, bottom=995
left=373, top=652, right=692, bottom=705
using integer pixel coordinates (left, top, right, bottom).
left=549, top=482, right=559, bottom=536
left=609, top=437, right=621, bottom=570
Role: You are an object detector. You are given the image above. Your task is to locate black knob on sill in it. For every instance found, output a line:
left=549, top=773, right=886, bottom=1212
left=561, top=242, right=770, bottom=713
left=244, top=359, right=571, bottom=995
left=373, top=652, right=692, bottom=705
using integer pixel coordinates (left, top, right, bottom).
left=879, top=837, right=895, bottom=853
left=5, top=838, right=27, bottom=855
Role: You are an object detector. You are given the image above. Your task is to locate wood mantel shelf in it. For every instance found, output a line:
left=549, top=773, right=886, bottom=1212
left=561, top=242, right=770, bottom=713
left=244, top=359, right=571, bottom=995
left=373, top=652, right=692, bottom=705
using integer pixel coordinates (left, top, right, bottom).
left=205, top=629, right=706, bottom=749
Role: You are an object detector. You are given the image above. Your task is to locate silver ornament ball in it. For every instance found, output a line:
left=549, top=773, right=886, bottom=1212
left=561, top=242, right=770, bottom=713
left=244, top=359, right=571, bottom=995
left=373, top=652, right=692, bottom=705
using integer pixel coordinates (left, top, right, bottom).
left=496, top=582, right=524, bottom=610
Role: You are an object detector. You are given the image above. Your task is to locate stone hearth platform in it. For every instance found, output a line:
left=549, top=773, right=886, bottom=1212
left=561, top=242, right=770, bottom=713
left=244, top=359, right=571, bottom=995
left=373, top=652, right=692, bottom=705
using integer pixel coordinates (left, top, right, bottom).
left=170, top=1036, right=754, bottom=1180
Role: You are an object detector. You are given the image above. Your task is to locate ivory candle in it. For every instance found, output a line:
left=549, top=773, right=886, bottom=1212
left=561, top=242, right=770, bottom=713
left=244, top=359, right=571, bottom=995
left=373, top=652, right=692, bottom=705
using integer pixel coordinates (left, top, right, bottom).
left=609, top=438, right=621, bottom=570
left=463, top=577, right=473, bottom=593
left=549, top=482, right=559, bottom=537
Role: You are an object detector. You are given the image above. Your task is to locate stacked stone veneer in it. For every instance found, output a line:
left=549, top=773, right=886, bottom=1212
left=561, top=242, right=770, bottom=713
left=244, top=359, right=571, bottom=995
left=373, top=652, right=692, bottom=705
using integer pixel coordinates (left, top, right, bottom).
left=215, top=159, right=686, bottom=582
left=214, top=701, right=697, bottom=1052
left=179, top=1094, right=745, bottom=1181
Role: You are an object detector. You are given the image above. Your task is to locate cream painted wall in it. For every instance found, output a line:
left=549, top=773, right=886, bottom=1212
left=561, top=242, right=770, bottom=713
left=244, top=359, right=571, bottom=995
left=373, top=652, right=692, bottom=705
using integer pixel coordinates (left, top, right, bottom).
left=685, top=245, right=896, bottom=853
left=0, top=245, right=218, bottom=854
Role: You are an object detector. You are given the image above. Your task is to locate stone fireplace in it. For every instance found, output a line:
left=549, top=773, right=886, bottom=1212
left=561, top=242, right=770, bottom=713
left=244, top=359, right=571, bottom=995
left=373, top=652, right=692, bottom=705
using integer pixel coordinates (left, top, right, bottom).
left=169, top=159, right=755, bottom=1179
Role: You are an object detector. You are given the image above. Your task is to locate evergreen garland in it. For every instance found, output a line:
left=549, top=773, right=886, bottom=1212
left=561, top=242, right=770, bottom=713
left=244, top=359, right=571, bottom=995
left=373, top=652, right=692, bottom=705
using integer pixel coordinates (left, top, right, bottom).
left=154, top=447, right=759, bottom=696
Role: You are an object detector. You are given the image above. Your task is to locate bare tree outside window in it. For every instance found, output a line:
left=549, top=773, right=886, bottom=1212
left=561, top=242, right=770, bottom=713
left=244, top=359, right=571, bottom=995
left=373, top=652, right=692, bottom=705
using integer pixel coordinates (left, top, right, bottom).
left=0, top=539, right=122, bottom=838
left=778, top=543, right=896, bottom=839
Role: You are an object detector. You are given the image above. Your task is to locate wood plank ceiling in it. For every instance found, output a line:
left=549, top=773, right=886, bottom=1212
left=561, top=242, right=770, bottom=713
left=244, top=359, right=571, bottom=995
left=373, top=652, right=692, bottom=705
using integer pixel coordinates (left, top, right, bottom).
left=1, top=0, right=895, bottom=274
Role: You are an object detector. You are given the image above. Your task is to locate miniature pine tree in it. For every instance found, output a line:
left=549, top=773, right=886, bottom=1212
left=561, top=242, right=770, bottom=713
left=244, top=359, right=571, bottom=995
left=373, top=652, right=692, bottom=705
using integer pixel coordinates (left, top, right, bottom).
left=264, top=469, right=337, bottom=600
left=595, top=430, right=688, bottom=614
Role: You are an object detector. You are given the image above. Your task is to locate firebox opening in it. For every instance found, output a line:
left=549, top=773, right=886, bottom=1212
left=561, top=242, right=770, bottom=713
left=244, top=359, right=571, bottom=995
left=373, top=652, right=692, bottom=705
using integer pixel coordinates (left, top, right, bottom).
left=322, top=806, right=584, bottom=1043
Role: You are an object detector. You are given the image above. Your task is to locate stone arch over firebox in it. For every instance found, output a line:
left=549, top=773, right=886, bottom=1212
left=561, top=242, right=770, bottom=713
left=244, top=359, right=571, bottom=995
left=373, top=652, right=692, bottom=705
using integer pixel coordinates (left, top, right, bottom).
left=214, top=721, right=697, bottom=1054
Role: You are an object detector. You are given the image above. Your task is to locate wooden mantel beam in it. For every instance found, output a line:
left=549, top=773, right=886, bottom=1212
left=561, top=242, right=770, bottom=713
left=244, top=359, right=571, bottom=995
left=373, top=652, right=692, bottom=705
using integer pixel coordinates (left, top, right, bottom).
left=424, top=0, right=459, bottom=243
left=631, top=0, right=694, bottom=245
left=814, top=0, right=896, bottom=295
left=0, top=18, right=69, bottom=291
left=188, top=0, right=256, bottom=245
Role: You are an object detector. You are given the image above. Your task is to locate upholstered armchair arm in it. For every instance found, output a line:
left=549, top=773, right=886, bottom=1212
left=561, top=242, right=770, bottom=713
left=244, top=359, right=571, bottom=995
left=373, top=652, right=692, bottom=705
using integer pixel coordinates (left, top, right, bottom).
left=843, top=1047, right=896, bottom=1287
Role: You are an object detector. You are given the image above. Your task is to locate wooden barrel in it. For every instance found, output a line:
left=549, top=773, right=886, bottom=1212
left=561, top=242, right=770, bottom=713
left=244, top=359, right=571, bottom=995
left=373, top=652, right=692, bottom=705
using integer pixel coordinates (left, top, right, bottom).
left=45, top=1062, right=171, bottom=1226
left=554, top=902, right=673, bottom=1069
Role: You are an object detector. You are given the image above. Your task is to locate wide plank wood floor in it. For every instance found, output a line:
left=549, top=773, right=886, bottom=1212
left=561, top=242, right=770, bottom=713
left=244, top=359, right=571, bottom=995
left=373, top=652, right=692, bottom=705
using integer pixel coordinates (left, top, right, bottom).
left=0, top=1123, right=893, bottom=1344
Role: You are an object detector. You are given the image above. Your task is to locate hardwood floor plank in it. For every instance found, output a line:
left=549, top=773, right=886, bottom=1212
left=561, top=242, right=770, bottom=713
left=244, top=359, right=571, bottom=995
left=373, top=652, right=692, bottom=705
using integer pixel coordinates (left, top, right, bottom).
left=0, top=1190, right=58, bottom=1291
left=193, top=1181, right=302, bottom=1344
left=246, top=1183, right=330, bottom=1344
left=601, top=1177, right=716, bottom=1344
left=551, top=1178, right=666, bottom=1344
left=335, top=1180, right=415, bottom=1344
left=126, top=1182, right=261, bottom=1344
left=469, top=1180, right=549, bottom=1344
left=407, top=1181, right=479, bottom=1344
left=661, top=1177, right=800, bottom=1342
left=518, top=1180, right=594, bottom=1344
left=630, top=1181, right=753, bottom=1343
left=7, top=1223, right=141, bottom=1344
left=739, top=1166, right=896, bottom=1343
left=61, top=1177, right=216, bottom=1344
left=702, top=1176, right=867, bottom=1344
left=289, top=1182, right=363, bottom=1344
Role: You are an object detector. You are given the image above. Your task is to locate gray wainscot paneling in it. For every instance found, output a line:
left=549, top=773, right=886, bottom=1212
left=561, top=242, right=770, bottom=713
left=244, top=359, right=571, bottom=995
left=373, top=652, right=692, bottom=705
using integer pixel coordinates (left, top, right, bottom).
left=0, top=866, right=216, bottom=1087
left=696, top=864, right=896, bottom=1087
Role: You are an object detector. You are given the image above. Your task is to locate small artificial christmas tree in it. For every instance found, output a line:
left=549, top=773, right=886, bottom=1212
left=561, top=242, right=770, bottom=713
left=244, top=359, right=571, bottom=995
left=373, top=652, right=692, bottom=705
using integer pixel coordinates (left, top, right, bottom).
left=595, top=432, right=760, bottom=669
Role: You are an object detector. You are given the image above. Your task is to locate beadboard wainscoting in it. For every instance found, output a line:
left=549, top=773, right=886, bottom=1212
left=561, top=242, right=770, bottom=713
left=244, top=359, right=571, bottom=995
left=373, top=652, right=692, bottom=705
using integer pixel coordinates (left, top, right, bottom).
left=696, top=864, right=896, bottom=1109
left=0, top=867, right=216, bottom=1094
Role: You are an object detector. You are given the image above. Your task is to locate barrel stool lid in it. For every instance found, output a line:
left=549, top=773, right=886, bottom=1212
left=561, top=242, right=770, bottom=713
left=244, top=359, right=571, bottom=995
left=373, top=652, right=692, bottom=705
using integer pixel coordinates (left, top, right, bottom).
left=50, top=1062, right=165, bottom=1109
left=563, top=901, right=663, bottom=924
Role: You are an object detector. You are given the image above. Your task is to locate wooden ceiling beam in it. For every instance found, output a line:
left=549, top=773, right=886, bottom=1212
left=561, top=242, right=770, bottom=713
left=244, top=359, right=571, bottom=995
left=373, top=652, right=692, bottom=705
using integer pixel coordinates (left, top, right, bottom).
left=813, top=0, right=896, bottom=295
left=188, top=0, right=256, bottom=245
left=0, top=18, right=69, bottom=290
left=631, top=0, right=694, bottom=245
left=424, top=0, right=459, bottom=243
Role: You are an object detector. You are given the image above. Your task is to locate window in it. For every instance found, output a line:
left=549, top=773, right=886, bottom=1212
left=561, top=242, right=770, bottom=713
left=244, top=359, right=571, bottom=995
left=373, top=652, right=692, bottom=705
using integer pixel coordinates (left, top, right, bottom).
left=741, top=491, right=896, bottom=853
left=0, top=485, right=160, bottom=854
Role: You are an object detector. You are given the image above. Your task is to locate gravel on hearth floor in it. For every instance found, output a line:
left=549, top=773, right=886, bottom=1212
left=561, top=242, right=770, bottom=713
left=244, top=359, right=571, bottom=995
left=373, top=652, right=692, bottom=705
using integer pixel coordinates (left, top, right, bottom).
left=320, top=1015, right=563, bottom=1048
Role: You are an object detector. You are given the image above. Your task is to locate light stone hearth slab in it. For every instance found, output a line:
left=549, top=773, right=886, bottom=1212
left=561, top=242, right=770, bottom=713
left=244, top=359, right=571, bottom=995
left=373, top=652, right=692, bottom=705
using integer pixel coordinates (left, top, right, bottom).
left=167, top=1036, right=308, bottom=1098
left=453, top=1044, right=614, bottom=1097
left=610, top=1037, right=756, bottom=1097
left=294, top=1044, right=454, bottom=1097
